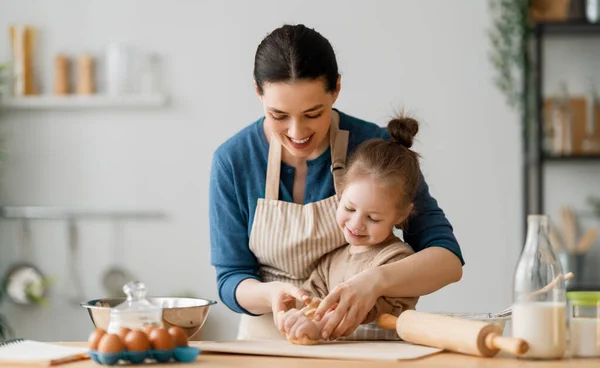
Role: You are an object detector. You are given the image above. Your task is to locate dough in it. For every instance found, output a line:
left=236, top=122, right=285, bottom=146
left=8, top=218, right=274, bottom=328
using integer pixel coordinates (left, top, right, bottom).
left=281, top=298, right=322, bottom=345
left=288, top=335, right=320, bottom=345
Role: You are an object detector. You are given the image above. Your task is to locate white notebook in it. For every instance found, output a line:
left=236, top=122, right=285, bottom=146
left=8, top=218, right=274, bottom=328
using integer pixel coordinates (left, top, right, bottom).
left=0, top=339, right=89, bottom=366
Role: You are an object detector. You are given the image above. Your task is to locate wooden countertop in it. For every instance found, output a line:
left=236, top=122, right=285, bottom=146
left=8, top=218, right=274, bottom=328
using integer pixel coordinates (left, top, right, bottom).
left=47, top=343, right=599, bottom=367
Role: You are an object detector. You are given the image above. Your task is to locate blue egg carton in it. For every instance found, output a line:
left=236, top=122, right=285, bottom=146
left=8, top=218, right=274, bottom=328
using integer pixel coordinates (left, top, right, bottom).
left=89, top=346, right=200, bottom=365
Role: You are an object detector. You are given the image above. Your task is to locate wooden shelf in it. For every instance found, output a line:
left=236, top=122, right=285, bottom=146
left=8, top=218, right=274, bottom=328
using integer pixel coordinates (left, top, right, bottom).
left=0, top=94, right=169, bottom=110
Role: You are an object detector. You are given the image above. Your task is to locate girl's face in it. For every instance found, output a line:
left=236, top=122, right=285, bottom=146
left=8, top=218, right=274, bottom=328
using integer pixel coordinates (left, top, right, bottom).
left=336, top=178, right=411, bottom=247
left=258, top=78, right=340, bottom=160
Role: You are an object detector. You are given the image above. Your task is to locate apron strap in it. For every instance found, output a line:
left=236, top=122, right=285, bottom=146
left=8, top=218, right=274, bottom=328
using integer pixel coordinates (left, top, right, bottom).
left=331, top=130, right=349, bottom=195
left=329, top=112, right=348, bottom=195
left=265, top=133, right=282, bottom=200
left=264, top=112, right=349, bottom=200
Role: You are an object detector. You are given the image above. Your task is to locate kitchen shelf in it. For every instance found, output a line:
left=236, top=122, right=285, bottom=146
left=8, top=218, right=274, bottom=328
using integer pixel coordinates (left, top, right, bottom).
left=0, top=94, right=169, bottom=110
left=0, top=206, right=167, bottom=220
left=534, top=20, right=600, bottom=35
left=523, top=17, right=600, bottom=241
left=543, top=154, right=600, bottom=162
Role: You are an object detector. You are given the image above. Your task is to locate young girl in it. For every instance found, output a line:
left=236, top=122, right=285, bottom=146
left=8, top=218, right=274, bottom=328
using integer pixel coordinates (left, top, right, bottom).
left=277, top=115, right=422, bottom=343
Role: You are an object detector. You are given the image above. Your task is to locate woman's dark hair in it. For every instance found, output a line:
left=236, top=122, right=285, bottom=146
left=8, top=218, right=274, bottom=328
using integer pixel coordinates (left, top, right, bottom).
left=343, top=115, right=421, bottom=217
left=254, top=24, right=339, bottom=94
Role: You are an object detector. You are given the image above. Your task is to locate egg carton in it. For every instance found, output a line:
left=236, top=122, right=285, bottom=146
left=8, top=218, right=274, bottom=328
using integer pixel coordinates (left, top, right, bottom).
left=89, top=346, right=200, bottom=365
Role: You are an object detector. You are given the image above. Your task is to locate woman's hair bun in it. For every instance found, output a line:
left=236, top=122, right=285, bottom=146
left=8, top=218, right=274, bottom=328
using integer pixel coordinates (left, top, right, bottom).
left=387, top=116, right=419, bottom=148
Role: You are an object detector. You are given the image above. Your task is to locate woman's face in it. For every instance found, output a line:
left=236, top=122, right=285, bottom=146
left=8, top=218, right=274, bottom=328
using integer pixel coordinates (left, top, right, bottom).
left=258, top=78, right=340, bottom=160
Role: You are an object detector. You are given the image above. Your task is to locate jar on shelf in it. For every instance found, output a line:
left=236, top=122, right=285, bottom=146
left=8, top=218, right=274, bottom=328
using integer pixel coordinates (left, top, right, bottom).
left=548, top=81, right=574, bottom=156
left=582, top=80, right=600, bottom=154
left=567, top=291, right=600, bottom=358
left=587, top=0, right=600, bottom=23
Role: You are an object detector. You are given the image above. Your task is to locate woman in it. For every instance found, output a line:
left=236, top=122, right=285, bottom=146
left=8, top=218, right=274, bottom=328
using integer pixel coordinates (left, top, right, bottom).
left=209, top=24, right=464, bottom=341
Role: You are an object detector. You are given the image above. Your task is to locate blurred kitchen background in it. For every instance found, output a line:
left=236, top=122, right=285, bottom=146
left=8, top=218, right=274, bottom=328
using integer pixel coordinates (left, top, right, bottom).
left=0, top=0, right=599, bottom=342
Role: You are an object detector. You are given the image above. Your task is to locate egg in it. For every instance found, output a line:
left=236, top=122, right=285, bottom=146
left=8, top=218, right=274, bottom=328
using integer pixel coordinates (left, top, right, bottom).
left=143, top=325, right=156, bottom=336
left=124, top=330, right=150, bottom=352
left=118, top=327, right=131, bottom=342
left=168, top=326, right=188, bottom=347
left=87, top=328, right=106, bottom=350
left=97, top=333, right=124, bottom=354
left=149, top=328, right=175, bottom=351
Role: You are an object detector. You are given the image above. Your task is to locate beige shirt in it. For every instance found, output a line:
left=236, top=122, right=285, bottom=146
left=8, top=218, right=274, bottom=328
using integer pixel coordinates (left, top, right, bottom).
left=302, top=235, right=419, bottom=324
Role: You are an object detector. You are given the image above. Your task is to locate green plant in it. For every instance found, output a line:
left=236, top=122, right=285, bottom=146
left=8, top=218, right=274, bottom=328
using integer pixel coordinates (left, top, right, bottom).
left=0, top=272, right=53, bottom=340
left=24, top=276, right=54, bottom=307
left=487, top=0, right=534, bottom=140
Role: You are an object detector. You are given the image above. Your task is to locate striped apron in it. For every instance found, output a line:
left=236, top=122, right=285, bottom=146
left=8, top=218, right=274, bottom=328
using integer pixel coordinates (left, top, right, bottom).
left=237, top=113, right=398, bottom=341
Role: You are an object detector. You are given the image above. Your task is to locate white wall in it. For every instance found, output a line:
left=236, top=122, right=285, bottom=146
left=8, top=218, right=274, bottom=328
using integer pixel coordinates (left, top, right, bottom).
left=0, top=0, right=553, bottom=342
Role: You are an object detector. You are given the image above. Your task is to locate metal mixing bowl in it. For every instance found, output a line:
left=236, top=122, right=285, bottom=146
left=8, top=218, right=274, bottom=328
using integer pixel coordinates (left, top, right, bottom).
left=81, top=297, right=217, bottom=339
left=442, top=312, right=511, bottom=332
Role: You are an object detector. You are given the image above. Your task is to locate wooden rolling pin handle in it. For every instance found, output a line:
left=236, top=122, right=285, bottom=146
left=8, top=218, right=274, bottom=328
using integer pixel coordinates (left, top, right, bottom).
left=377, top=313, right=398, bottom=330
left=485, top=333, right=529, bottom=356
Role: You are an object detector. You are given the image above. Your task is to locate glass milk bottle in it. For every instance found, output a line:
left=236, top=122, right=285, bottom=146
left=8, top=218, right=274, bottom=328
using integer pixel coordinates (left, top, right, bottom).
left=512, top=215, right=567, bottom=359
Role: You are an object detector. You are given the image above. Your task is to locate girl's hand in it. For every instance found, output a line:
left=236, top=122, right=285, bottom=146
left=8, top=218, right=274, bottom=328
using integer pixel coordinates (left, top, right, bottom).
left=313, top=270, right=380, bottom=339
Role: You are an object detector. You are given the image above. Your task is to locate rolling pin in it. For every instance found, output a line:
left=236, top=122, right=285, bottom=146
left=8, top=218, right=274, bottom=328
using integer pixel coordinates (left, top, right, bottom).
left=377, top=311, right=529, bottom=358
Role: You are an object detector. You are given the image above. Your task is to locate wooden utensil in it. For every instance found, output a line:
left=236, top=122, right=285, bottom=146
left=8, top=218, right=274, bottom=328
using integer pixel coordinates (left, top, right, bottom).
left=377, top=310, right=529, bottom=358
left=490, top=272, right=574, bottom=317
left=529, top=271, right=574, bottom=298
left=197, top=340, right=443, bottom=362
left=576, top=227, right=598, bottom=254
left=560, top=206, right=578, bottom=253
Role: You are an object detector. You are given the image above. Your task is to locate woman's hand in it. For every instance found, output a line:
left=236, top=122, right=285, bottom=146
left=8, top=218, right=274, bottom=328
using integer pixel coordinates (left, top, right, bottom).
left=266, top=281, right=310, bottom=324
left=313, top=269, right=381, bottom=339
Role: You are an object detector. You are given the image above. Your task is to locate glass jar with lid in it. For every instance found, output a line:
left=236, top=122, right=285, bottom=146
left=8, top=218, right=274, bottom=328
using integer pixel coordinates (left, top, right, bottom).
left=567, top=291, right=600, bottom=358
left=106, top=281, right=163, bottom=334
